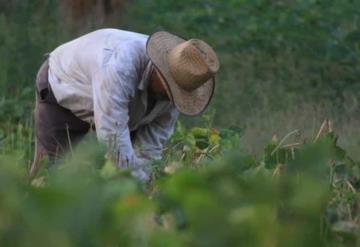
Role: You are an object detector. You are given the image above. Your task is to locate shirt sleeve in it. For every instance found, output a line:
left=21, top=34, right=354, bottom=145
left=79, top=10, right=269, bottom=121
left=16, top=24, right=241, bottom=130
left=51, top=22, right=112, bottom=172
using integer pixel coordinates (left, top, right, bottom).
left=92, top=45, right=143, bottom=169
left=133, top=105, right=179, bottom=161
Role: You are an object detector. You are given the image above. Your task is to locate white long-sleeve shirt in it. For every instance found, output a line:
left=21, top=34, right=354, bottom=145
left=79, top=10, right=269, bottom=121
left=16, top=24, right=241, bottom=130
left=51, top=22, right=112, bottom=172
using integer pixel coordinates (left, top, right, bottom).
left=48, top=29, right=179, bottom=172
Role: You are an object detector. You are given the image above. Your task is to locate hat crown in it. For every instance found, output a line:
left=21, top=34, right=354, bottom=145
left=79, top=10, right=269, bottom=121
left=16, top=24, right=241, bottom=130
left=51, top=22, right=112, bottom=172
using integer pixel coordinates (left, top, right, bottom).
left=168, top=39, right=219, bottom=91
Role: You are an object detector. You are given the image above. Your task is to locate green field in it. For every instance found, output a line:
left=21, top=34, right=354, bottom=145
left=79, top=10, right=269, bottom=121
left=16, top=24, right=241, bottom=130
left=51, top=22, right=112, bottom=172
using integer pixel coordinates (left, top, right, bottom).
left=0, top=0, right=360, bottom=246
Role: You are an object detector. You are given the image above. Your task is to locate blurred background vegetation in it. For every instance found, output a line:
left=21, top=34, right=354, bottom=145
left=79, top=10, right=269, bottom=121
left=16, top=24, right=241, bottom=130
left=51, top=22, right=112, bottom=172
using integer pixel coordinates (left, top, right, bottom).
left=0, top=0, right=360, bottom=156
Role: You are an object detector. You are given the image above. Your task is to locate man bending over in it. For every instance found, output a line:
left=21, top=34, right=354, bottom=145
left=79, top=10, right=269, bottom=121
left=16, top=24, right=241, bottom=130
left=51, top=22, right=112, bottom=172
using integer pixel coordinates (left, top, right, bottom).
left=30, top=29, right=219, bottom=181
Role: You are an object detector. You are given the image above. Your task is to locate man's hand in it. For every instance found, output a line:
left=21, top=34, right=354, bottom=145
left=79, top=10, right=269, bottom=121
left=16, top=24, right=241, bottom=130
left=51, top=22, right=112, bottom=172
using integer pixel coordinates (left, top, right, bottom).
left=116, top=154, right=151, bottom=181
left=135, top=157, right=151, bottom=168
left=131, top=157, right=151, bottom=182
left=131, top=168, right=151, bottom=182
left=117, top=153, right=150, bottom=169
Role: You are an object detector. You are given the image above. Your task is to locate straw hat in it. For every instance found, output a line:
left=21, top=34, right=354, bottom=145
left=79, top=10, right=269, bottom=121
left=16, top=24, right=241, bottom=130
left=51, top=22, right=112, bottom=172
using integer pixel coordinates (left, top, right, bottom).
left=146, top=31, right=220, bottom=116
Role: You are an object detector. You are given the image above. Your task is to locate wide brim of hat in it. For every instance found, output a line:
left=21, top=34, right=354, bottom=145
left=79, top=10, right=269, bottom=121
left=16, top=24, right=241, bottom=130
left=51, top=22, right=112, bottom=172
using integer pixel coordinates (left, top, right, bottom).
left=146, top=31, right=215, bottom=116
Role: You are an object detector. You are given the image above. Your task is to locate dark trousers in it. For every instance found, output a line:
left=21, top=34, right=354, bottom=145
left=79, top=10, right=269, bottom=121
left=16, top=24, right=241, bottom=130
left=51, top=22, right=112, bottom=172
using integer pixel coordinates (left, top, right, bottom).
left=30, top=59, right=91, bottom=177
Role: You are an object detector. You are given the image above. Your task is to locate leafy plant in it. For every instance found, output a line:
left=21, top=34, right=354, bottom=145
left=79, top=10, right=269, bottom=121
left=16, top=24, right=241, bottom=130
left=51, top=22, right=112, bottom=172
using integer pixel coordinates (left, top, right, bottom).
left=0, top=120, right=359, bottom=246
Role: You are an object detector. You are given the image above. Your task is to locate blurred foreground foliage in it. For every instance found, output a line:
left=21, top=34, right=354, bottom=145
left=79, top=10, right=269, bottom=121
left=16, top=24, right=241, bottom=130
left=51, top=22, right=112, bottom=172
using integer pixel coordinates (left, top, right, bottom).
left=0, top=122, right=360, bottom=247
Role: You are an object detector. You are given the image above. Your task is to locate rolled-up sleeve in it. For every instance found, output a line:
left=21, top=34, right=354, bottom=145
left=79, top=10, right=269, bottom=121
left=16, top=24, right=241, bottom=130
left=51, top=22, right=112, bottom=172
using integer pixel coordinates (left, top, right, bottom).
left=92, top=45, right=142, bottom=168
left=134, top=106, right=179, bottom=160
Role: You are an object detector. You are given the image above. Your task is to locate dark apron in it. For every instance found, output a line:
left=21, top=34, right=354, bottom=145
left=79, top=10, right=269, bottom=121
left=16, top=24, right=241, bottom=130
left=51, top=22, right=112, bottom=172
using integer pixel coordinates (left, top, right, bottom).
left=34, top=58, right=91, bottom=158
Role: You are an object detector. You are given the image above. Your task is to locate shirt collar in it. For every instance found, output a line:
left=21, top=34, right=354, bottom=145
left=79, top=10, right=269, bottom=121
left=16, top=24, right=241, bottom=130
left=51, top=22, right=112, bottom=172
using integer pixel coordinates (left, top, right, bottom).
left=138, top=61, right=153, bottom=91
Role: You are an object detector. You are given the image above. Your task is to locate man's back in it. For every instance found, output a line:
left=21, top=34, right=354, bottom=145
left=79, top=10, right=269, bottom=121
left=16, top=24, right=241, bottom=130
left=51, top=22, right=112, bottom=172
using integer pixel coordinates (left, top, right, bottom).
left=48, top=28, right=149, bottom=121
